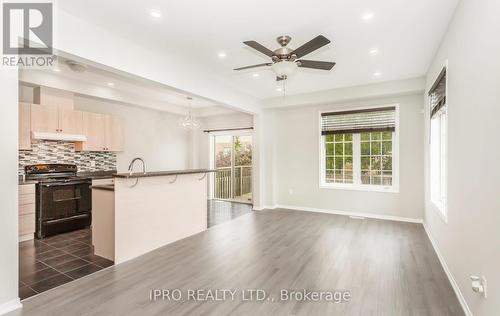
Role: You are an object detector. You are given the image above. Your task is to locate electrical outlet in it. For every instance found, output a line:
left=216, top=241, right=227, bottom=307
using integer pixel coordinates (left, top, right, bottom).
left=288, top=188, right=294, bottom=195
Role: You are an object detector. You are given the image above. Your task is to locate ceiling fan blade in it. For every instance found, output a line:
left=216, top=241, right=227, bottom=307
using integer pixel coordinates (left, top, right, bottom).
left=297, top=60, right=336, bottom=70
left=243, top=41, right=275, bottom=57
left=233, top=63, right=272, bottom=71
left=291, top=35, right=331, bottom=58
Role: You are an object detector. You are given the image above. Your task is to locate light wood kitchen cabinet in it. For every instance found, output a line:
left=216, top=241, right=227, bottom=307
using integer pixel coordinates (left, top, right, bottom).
left=59, top=109, right=83, bottom=134
left=19, top=184, right=35, bottom=241
left=31, top=104, right=83, bottom=135
left=19, top=102, right=31, bottom=150
left=104, top=115, right=124, bottom=151
left=30, top=103, right=59, bottom=133
left=76, top=113, right=124, bottom=152
left=78, top=112, right=104, bottom=151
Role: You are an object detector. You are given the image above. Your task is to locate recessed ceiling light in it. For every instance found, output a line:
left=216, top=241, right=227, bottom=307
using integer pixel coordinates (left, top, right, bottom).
left=362, top=12, right=375, bottom=21
left=107, top=82, right=115, bottom=87
left=252, top=73, right=260, bottom=78
left=150, top=9, right=162, bottom=19
left=217, top=52, right=227, bottom=59
left=276, top=87, right=283, bottom=92
left=52, top=68, right=61, bottom=72
left=369, top=48, right=378, bottom=55
left=373, top=72, right=383, bottom=77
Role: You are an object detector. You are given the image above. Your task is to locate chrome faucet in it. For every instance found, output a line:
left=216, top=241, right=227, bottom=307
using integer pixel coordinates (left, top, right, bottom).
left=128, top=157, right=146, bottom=175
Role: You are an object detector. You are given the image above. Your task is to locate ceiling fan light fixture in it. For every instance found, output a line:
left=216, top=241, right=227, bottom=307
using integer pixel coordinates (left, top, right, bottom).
left=235, top=35, right=335, bottom=81
left=271, top=61, right=297, bottom=78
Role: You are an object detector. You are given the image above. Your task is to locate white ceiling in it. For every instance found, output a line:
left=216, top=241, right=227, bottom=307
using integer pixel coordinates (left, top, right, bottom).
left=51, top=58, right=217, bottom=108
left=58, top=0, right=459, bottom=100
left=20, top=56, right=241, bottom=116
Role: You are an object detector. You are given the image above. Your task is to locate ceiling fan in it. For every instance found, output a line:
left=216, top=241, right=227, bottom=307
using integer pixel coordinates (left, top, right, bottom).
left=234, top=35, right=336, bottom=81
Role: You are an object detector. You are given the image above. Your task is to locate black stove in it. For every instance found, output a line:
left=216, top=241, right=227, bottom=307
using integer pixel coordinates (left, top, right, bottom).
left=25, top=164, right=92, bottom=239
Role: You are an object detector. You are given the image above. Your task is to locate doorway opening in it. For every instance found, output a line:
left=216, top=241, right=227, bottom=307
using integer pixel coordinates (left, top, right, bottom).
left=211, top=133, right=253, bottom=204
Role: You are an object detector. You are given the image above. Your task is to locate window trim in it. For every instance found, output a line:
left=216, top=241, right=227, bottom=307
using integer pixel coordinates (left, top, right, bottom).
left=429, top=63, right=448, bottom=223
left=429, top=109, right=448, bottom=223
left=318, top=104, right=400, bottom=193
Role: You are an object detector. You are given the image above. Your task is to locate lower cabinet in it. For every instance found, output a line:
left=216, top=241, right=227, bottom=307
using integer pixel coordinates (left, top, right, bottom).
left=19, top=184, right=36, bottom=241
left=91, top=178, right=115, bottom=261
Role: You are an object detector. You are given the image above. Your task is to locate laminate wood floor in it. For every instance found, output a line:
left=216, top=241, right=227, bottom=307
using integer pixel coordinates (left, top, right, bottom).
left=9, top=209, right=464, bottom=316
left=207, top=200, right=253, bottom=227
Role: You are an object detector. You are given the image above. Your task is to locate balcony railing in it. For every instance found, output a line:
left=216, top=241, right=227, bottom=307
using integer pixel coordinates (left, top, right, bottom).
left=214, top=166, right=252, bottom=200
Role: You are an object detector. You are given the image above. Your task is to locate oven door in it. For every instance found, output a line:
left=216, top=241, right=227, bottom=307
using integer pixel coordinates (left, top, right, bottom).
left=37, top=180, right=92, bottom=238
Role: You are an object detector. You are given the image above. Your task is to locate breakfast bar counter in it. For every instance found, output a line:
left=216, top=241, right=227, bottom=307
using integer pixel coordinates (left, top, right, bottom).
left=92, top=169, right=214, bottom=264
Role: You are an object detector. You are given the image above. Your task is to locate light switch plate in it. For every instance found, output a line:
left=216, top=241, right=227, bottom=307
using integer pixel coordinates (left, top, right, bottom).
left=482, top=276, right=487, bottom=298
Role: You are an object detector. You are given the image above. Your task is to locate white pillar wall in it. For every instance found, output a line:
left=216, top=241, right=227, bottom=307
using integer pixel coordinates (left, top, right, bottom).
left=0, top=69, right=22, bottom=313
left=252, top=114, right=263, bottom=210
left=252, top=111, right=276, bottom=210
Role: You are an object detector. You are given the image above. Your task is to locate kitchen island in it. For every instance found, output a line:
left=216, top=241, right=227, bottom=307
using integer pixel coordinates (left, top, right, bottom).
left=91, top=169, right=214, bottom=264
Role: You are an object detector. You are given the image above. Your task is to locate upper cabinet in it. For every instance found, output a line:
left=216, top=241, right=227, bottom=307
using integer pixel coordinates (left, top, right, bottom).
left=30, top=104, right=83, bottom=135
left=103, top=115, right=124, bottom=152
left=77, top=112, right=104, bottom=151
left=59, top=109, right=83, bottom=135
left=30, top=104, right=59, bottom=133
left=19, top=102, right=31, bottom=150
left=75, top=113, right=124, bottom=152
left=20, top=86, right=124, bottom=152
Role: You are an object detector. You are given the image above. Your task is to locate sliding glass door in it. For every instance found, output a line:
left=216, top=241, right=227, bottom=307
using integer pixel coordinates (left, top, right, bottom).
left=213, top=134, right=252, bottom=203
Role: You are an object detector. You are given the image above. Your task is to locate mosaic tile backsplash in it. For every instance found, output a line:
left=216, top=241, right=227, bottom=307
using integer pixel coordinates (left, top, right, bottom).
left=19, top=140, right=116, bottom=175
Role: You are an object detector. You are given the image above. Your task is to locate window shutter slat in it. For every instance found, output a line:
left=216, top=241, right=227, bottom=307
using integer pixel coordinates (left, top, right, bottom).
left=429, top=68, right=447, bottom=118
left=321, top=107, right=396, bottom=135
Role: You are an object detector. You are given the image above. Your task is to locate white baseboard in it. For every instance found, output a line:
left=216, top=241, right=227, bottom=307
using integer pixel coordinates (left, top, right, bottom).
left=272, top=204, right=423, bottom=224
left=0, top=298, right=21, bottom=315
left=253, top=205, right=278, bottom=211
left=19, top=234, right=33, bottom=242
left=423, top=223, right=472, bottom=316
left=261, top=205, right=277, bottom=211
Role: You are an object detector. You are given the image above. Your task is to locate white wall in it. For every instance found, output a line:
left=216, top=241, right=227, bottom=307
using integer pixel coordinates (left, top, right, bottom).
left=259, top=110, right=277, bottom=208
left=0, top=70, right=22, bottom=313
left=193, top=113, right=254, bottom=169
left=424, top=0, right=500, bottom=315
left=74, top=96, right=190, bottom=172
left=268, top=94, right=424, bottom=220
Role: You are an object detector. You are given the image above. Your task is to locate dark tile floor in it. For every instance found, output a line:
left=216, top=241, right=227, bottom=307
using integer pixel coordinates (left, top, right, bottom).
left=19, top=229, right=113, bottom=300
left=207, top=200, right=253, bottom=227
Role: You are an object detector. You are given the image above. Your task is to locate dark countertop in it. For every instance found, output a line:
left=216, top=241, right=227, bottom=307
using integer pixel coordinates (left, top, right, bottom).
left=90, top=184, right=115, bottom=191
left=19, top=170, right=117, bottom=185
left=78, top=170, right=117, bottom=180
left=114, top=169, right=216, bottom=179
left=19, top=179, right=38, bottom=185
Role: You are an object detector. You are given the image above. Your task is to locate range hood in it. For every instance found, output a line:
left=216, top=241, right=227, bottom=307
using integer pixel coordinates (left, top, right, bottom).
left=32, top=131, right=87, bottom=142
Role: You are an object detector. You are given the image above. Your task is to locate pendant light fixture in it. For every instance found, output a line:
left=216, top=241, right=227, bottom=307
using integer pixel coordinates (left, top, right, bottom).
left=179, top=96, right=200, bottom=130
